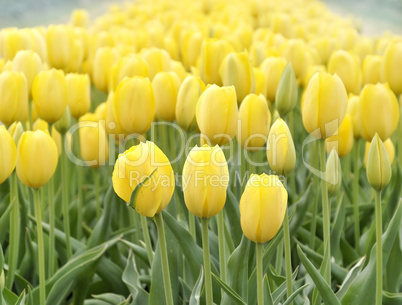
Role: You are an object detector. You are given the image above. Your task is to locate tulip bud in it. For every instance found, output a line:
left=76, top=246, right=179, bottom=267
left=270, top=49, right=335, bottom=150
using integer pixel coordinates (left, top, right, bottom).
left=66, top=73, right=91, bottom=118
left=79, top=113, right=109, bottom=168
left=0, top=125, right=17, bottom=184
left=199, top=38, right=234, bottom=86
left=196, top=85, right=238, bottom=146
left=382, top=41, right=402, bottom=95
left=70, top=9, right=90, bottom=28
left=176, top=76, right=205, bottom=131
left=302, top=72, right=348, bottom=138
left=11, top=50, right=42, bottom=96
left=0, top=71, right=28, bottom=126
left=112, top=141, right=175, bottom=217
left=364, top=138, right=394, bottom=169
left=326, top=149, right=342, bottom=196
left=325, top=114, right=354, bottom=157
left=142, top=48, right=172, bottom=80
left=32, top=69, right=68, bottom=123
left=276, top=63, right=298, bottom=117
left=219, top=51, right=255, bottom=103
left=359, top=83, right=399, bottom=141
left=266, top=118, right=296, bottom=176
left=16, top=130, right=58, bottom=188
left=8, top=121, right=24, bottom=145
left=240, top=174, right=287, bottom=243
left=182, top=144, right=229, bottom=218
left=260, top=57, right=287, bottom=103
left=110, top=55, right=148, bottom=91
left=54, top=106, right=71, bottom=134
left=238, top=94, right=271, bottom=150
left=153, top=72, right=181, bottom=122
left=362, top=55, right=383, bottom=85
left=114, top=76, right=155, bottom=135
left=93, top=47, right=119, bottom=92
left=328, top=50, right=361, bottom=94
left=366, top=134, right=392, bottom=191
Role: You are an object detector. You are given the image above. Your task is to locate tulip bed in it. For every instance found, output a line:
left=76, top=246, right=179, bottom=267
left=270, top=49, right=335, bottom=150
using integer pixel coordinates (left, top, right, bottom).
left=0, top=0, right=401, bottom=305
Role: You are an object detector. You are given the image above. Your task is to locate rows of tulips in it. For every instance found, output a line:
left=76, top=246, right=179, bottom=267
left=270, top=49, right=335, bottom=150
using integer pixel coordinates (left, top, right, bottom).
left=0, top=0, right=401, bottom=304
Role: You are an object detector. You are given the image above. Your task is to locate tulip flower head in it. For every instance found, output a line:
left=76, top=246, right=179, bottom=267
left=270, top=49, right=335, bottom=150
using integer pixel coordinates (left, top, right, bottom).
left=366, top=134, right=392, bottom=191
left=275, top=63, right=298, bottom=117
left=0, top=125, right=17, bottom=184
left=325, top=114, right=354, bottom=157
left=364, top=138, right=394, bottom=168
left=66, top=73, right=91, bottom=119
left=382, top=41, right=402, bottom=95
left=153, top=71, right=181, bottom=122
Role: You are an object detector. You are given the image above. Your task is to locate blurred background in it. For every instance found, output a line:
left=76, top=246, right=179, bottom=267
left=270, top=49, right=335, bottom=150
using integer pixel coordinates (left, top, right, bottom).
left=0, top=0, right=401, bottom=35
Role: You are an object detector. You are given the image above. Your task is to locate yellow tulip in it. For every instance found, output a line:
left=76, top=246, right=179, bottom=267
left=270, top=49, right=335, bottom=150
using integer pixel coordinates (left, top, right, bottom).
left=271, top=13, right=294, bottom=38
left=106, top=91, right=125, bottom=138
left=260, top=57, right=287, bottom=103
left=112, top=141, right=175, bottom=217
left=238, top=94, right=270, bottom=150
left=33, top=118, right=62, bottom=155
left=70, top=9, right=90, bottom=28
left=181, top=31, right=203, bottom=70
left=11, top=50, right=42, bottom=96
left=310, top=37, right=337, bottom=65
left=114, top=76, right=155, bottom=135
left=95, top=102, right=107, bottom=120
left=0, top=71, right=28, bottom=126
left=79, top=113, right=109, bottom=168
left=141, top=48, right=172, bottom=80
left=46, top=25, right=75, bottom=70
left=280, top=39, right=310, bottom=81
left=302, top=65, right=326, bottom=88
left=176, top=76, right=205, bottom=131
left=302, top=72, right=348, bottom=138
left=359, top=83, right=399, bottom=141
left=7, top=121, right=24, bottom=145
left=362, top=55, right=383, bottom=85
left=170, top=60, right=188, bottom=82
left=0, top=28, right=30, bottom=61
left=353, top=37, right=374, bottom=63
left=266, top=118, right=296, bottom=176
left=199, top=38, right=234, bottom=86
left=219, top=51, right=255, bottom=103
left=326, top=149, right=342, bottom=196
left=153, top=72, right=181, bottom=122
left=364, top=138, right=394, bottom=168
left=328, top=50, right=361, bottom=94
left=240, top=174, right=287, bottom=243
left=366, top=134, right=392, bottom=191
left=66, top=73, right=91, bottom=119
left=253, top=68, right=266, bottom=96
left=325, top=114, right=354, bottom=157
left=249, top=41, right=266, bottom=67
left=163, top=37, right=179, bottom=61
left=93, top=47, right=119, bottom=92
left=0, top=125, right=17, bottom=184
left=346, top=95, right=362, bottom=139
left=382, top=41, right=402, bottom=95
left=276, top=63, right=298, bottom=117
left=182, top=144, right=229, bottom=218
left=196, top=84, right=238, bottom=146
left=110, top=55, right=148, bottom=91
left=16, top=130, right=58, bottom=188
left=32, top=69, right=68, bottom=123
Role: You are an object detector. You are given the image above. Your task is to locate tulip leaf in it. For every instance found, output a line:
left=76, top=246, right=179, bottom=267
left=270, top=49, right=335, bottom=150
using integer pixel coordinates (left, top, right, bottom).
left=128, top=168, right=158, bottom=211
left=296, top=245, right=341, bottom=305
left=1, top=287, right=18, bottom=305
left=384, top=165, right=401, bottom=224
left=211, top=273, right=247, bottom=305
left=0, top=244, right=3, bottom=271
left=0, top=194, right=12, bottom=242
left=189, top=267, right=203, bottom=305
left=382, top=291, right=402, bottom=305
left=225, top=189, right=242, bottom=246
left=263, top=274, right=274, bottom=305
left=330, top=194, right=345, bottom=264
left=289, top=183, right=313, bottom=233
left=341, top=201, right=402, bottom=305
left=122, top=250, right=149, bottom=304
left=385, top=229, right=402, bottom=292
left=282, top=283, right=310, bottom=305
left=336, top=256, right=365, bottom=300
left=92, top=293, right=126, bottom=304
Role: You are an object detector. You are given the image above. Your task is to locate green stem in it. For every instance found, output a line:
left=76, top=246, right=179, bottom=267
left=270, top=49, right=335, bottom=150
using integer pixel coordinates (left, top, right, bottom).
left=140, top=215, right=154, bottom=265
left=201, top=218, right=213, bottom=305
left=47, top=176, right=55, bottom=277
left=61, top=133, right=72, bottom=258
left=217, top=210, right=226, bottom=284
left=189, top=213, right=196, bottom=239
left=283, top=208, right=293, bottom=302
left=76, top=130, right=84, bottom=239
left=6, top=172, right=19, bottom=289
left=319, top=140, right=331, bottom=284
left=154, top=213, right=174, bottom=305
left=93, top=169, right=101, bottom=219
left=353, top=141, right=360, bottom=252
left=256, top=242, right=263, bottom=305
left=275, top=240, right=283, bottom=273
left=310, top=141, right=319, bottom=249
left=34, top=189, right=46, bottom=305
left=375, top=191, right=382, bottom=305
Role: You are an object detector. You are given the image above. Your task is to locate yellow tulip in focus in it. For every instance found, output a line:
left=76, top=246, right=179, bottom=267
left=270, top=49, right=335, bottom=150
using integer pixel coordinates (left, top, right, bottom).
left=266, top=118, right=296, bottom=176
left=346, top=95, right=362, bottom=138
left=196, top=85, right=238, bottom=146
left=359, top=83, right=399, bottom=141
left=328, top=50, right=361, bottom=94
left=70, top=9, right=90, bottom=28
left=153, top=72, right=181, bottom=122
left=238, top=94, right=271, bottom=150
left=362, top=55, right=383, bottom=85
left=33, top=118, right=62, bottom=155
left=79, top=113, right=109, bottom=168
left=302, top=72, right=348, bottom=138
left=182, top=144, right=229, bottom=218
left=112, top=141, right=175, bottom=217
left=0, top=71, right=28, bottom=126
left=93, top=47, right=119, bottom=92
left=175, top=76, right=205, bottom=131
left=382, top=41, right=402, bottom=95
left=302, top=65, right=326, bottom=88
left=32, top=69, right=68, bottom=123
left=199, top=38, right=234, bottom=86
left=114, top=76, right=155, bottom=135
left=364, top=138, right=394, bottom=168
left=16, top=130, right=58, bottom=188
left=325, top=114, right=354, bottom=157
left=141, top=48, right=172, bottom=80
left=240, top=174, right=287, bottom=243
left=260, top=57, right=287, bottom=103
left=219, top=51, right=255, bottom=103
left=0, top=125, right=17, bottom=184
left=110, top=55, right=148, bottom=91
left=366, top=134, right=392, bottom=191
left=66, top=73, right=91, bottom=119
left=11, top=50, right=42, bottom=95
left=326, top=149, right=342, bottom=196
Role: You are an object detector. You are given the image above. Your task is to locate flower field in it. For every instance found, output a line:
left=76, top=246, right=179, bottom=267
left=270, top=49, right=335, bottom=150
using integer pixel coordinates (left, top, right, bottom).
left=0, top=0, right=401, bottom=304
